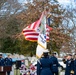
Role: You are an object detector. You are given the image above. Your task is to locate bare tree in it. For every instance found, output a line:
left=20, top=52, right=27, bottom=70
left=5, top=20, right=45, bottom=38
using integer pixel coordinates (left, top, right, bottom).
left=60, top=1, right=76, bottom=53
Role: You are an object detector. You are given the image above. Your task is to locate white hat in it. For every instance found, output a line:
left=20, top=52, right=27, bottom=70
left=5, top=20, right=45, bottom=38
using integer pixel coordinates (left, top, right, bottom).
left=43, top=49, right=49, bottom=53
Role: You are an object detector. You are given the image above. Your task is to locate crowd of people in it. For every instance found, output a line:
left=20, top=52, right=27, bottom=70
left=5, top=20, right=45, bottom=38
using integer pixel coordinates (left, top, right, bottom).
left=0, top=54, right=13, bottom=75
left=0, top=50, right=76, bottom=75
left=37, top=50, right=62, bottom=75
left=37, top=49, right=76, bottom=75
left=19, top=49, right=76, bottom=75
left=0, top=53, right=37, bottom=75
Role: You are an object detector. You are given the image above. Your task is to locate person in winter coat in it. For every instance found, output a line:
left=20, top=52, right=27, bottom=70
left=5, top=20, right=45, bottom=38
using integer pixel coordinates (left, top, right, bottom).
left=63, top=54, right=74, bottom=75
left=37, top=49, right=53, bottom=75
left=5, top=55, right=13, bottom=75
left=0, top=54, right=5, bottom=66
left=51, top=52, right=63, bottom=75
left=74, top=54, right=76, bottom=75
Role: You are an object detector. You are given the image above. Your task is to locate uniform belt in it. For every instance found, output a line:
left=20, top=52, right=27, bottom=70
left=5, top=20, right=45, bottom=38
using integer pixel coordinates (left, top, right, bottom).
left=53, top=64, right=56, bottom=66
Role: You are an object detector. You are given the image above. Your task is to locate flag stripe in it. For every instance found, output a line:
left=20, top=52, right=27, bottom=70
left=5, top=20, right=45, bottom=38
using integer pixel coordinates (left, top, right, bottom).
left=23, top=29, right=35, bottom=32
left=25, top=35, right=38, bottom=38
left=32, top=20, right=39, bottom=30
left=27, top=20, right=40, bottom=30
left=25, top=38, right=37, bottom=41
left=23, top=32, right=39, bottom=36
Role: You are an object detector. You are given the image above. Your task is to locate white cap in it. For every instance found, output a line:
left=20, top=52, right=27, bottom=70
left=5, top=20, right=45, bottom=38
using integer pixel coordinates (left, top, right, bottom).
left=43, top=49, right=49, bottom=53
left=0, top=53, right=2, bottom=56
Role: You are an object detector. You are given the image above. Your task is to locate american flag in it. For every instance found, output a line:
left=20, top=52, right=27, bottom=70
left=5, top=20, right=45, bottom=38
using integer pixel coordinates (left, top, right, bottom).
left=22, top=12, right=52, bottom=42
left=22, top=21, right=52, bottom=42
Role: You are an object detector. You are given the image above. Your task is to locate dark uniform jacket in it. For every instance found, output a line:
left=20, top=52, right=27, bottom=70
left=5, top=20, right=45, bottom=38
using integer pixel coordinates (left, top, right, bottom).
left=65, top=59, right=74, bottom=75
left=74, top=59, right=76, bottom=75
left=4, top=58, right=13, bottom=66
left=37, top=56, right=53, bottom=75
left=0, top=58, right=5, bottom=66
left=51, top=56, right=60, bottom=73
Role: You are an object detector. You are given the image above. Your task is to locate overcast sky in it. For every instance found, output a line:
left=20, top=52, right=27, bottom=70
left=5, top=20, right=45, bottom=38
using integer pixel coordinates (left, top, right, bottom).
left=19, top=0, right=72, bottom=4
left=18, top=0, right=75, bottom=8
left=57, top=0, right=70, bottom=3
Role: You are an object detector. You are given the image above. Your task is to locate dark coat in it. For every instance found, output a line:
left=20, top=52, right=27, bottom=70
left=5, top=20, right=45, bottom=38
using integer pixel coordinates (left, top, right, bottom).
left=0, top=58, right=5, bottom=66
left=4, top=58, right=13, bottom=66
left=65, top=59, right=74, bottom=75
left=74, top=59, right=76, bottom=75
left=51, top=56, right=60, bottom=73
left=37, top=56, right=53, bottom=75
